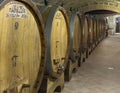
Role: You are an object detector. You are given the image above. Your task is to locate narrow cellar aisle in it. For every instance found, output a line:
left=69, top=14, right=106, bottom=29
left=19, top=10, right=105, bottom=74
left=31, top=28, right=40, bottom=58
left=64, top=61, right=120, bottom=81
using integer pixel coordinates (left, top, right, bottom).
left=62, top=34, right=120, bottom=93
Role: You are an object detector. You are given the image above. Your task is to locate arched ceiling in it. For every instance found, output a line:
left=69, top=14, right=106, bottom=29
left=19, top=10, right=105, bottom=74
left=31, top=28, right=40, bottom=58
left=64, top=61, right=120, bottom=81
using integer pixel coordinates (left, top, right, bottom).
left=32, top=0, right=120, bottom=14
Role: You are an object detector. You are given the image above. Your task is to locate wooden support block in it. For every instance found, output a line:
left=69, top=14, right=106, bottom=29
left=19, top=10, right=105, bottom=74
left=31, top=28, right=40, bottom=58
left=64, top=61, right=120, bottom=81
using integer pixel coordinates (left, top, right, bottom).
left=64, top=60, right=78, bottom=81
left=86, top=49, right=89, bottom=58
left=95, top=41, right=98, bottom=46
left=90, top=44, right=94, bottom=52
left=92, top=43, right=96, bottom=50
left=81, top=52, right=86, bottom=63
left=88, top=47, right=92, bottom=55
left=39, top=73, right=64, bottom=93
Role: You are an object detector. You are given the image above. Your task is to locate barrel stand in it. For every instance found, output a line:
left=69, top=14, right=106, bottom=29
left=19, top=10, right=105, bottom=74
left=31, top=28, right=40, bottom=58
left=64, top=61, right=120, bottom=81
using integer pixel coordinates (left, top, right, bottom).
left=39, top=73, right=64, bottom=93
left=81, top=51, right=86, bottom=63
left=3, top=79, right=29, bottom=93
left=98, top=37, right=101, bottom=44
left=91, top=43, right=95, bottom=52
left=101, top=36, right=104, bottom=41
left=65, top=60, right=78, bottom=81
left=95, top=40, right=98, bottom=46
left=85, top=48, right=89, bottom=58
left=100, top=36, right=102, bottom=42
left=101, top=34, right=105, bottom=41
left=88, top=45, right=93, bottom=55
left=92, top=42, right=96, bottom=50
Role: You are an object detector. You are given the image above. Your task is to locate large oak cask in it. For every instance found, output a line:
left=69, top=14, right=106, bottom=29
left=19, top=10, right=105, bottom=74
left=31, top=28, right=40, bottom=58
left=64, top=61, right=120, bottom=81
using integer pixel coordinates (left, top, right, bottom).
left=40, top=6, right=70, bottom=78
left=0, top=0, right=46, bottom=93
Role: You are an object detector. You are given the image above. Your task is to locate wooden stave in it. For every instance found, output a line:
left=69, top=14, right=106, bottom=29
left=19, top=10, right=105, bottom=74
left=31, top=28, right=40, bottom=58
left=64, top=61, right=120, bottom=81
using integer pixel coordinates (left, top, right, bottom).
left=0, top=0, right=46, bottom=93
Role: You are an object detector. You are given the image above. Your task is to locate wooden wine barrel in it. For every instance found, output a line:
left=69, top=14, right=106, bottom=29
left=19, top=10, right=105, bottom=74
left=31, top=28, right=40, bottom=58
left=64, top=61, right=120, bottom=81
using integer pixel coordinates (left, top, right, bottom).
left=89, top=17, right=94, bottom=47
left=103, top=18, right=108, bottom=37
left=100, top=18, right=104, bottom=40
left=98, top=19, right=101, bottom=41
left=0, top=0, right=46, bottom=93
left=64, top=11, right=82, bottom=81
left=101, top=19, right=105, bottom=35
left=99, top=18, right=105, bottom=41
left=100, top=19, right=103, bottom=39
left=93, top=18, right=96, bottom=43
left=96, top=18, right=99, bottom=42
left=82, top=15, right=89, bottom=51
left=94, top=18, right=97, bottom=44
left=39, top=6, right=70, bottom=78
left=99, top=20, right=101, bottom=39
left=102, top=19, right=105, bottom=37
left=99, top=20, right=102, bottom=37
left=69, top=12, right=82, bottom=64
left=97, top=18, right=102, bottom=41
left=101, top=20, right=103, bottom=37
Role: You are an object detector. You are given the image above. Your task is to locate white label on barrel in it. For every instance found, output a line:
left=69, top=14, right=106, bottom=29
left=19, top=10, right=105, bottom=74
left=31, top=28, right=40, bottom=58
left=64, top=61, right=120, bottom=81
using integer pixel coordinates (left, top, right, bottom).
left=6, top=4, right=28, bottom=18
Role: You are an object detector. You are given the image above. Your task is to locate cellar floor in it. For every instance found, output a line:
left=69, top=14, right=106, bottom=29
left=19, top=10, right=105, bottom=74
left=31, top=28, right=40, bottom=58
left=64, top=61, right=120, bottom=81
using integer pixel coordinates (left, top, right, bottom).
left=62, top=34, right=120, bottom=93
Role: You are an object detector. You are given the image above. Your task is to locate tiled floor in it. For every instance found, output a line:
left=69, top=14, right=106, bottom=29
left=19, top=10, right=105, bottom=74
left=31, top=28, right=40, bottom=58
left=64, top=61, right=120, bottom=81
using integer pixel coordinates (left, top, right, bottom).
left=62, top=34, right=120, bottom=93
